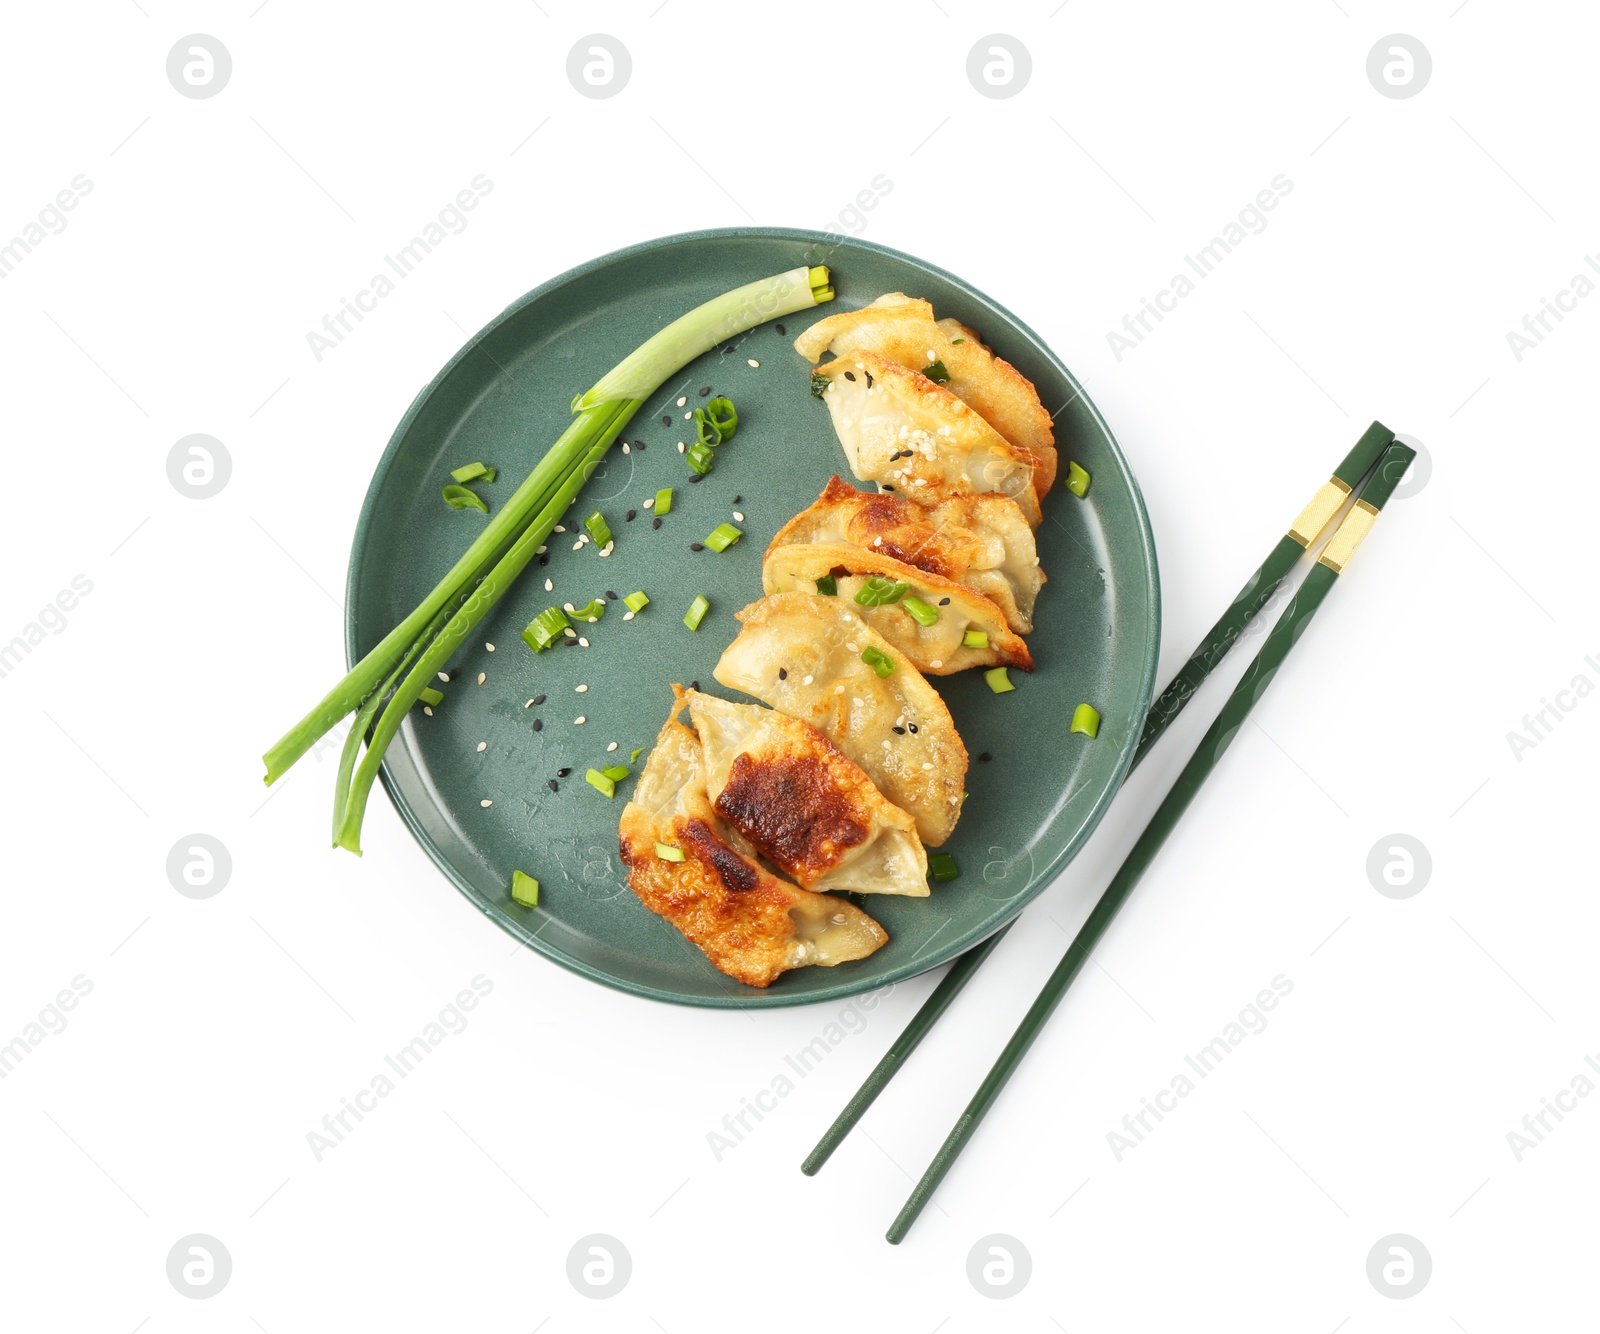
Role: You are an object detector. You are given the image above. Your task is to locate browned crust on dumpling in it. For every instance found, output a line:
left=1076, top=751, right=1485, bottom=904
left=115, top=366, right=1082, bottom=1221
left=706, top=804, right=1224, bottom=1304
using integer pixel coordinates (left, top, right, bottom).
left=715, top=751, right=871, bottom=886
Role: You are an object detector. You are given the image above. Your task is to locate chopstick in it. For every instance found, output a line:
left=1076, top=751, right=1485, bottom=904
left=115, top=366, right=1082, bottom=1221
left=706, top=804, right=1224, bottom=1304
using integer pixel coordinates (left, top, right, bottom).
left=801, top=421, right=1396, bottom=1177
left=884, top=439, right=1417, bottom=1243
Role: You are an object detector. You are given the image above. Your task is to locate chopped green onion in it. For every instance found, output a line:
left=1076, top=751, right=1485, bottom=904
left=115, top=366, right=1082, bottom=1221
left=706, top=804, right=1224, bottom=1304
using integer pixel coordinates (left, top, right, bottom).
left=684, top=594, right=710, bottom=631
left=630, top=746, right=646, bottom=764
left=585, top=511, right=613, bottom=546
left=694, top=408, right=721, bottom=448
left=585, top=768, right=616, bottom=799
left=949, top=337, right=966, bottom=346
left=861, top=645, right=895, bottom=679
left=686, top=440, right=715, bottom=475
left=928, top=852, right=960, bottom=882
left=814, top=574, right=837, bottom=596
left=654, top=487, right=673, bottom=515
left=654, top=841, right=685, bottom=862
left=510, top=870, right=540, bottom=906
left=704, top=522, right=743, bottom=552
left=442, top=485, right=487, bottom=513
left=1070, top=703, right=1101, bottom=738
left=569, top=598, right=607, bottom=623
left=418, top=687, right=444, bottom=707
left=902, top=594, right=939, bottom=627
left=855, top=576, right=909, bottom=607
left=1065, top=461, right=1091, bottom=498
left=922, top=359, right=951, bottom=385
left=985, top=667, right=1015, bottom=694
left=521, top=606, right=571, bottom=653
left=451, top=462, right=494, bottom=484
left=601, top=763, right=630, bottom=783
left=624, top=590, right=649, bottom=613
left=962, top=630, right=989, bottom=649
left=706, top=396, right=738, bottom=441
left=810, top=371, right=829, bottom=399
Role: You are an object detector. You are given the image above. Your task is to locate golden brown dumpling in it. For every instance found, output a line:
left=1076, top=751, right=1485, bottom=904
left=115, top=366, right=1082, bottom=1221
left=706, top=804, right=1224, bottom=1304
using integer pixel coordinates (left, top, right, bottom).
left=767, top=476, right=1045, bottom=634
left=618, top=695, right=887, bottom=988
left=795, top=292, right=1058, bottom=491
left=812, top=352, right=1043, bottom=526
left=762, top=542, right=1031, bottom=675
left=714, top=593, right=968, bottom=846
left=684, top=689, right=928, bottom=898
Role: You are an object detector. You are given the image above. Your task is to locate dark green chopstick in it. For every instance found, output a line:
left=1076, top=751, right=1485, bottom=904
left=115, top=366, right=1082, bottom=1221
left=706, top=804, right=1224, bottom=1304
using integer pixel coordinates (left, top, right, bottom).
left=884, top=441, right=1416, bottom=1243
left=800, top=422, right=1394, bottom=1178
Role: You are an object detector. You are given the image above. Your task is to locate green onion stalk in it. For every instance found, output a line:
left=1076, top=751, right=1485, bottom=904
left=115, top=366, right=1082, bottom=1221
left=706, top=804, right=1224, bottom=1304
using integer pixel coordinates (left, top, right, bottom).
left=261, top=265, right=834, bottom=854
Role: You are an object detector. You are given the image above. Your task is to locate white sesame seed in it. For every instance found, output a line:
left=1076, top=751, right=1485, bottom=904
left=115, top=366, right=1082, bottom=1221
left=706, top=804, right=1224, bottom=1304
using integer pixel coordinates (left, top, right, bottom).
left=922, top=763, right=933, bottom=770
left=623, top=610, right=635, bottom=621
left=485, top=642, right=495, bottom=652
left=929, top=659, right=942, bottom=668
left=622, top=443, right=631, bottom=454
left=476, top=742, right=487, bottom=753
left=573, top=540, right=584, bottom=551
left=643, top=496, right=655, bottom=509
left=544, top=578, right=554, bottom=591
left=564, top=626, right=576, bottom=637
left=480, top=799, right=493, bottom=808
left=575, top=684, right=588, bottom=693
left=606, top=742, right=618, bottom=752
left=554, top=525, right=567, bottom=533
left=882, top=739, right=891, bottom=749
left=575, top=715, right=587, bottom=725
left=747, top=358, right=760, bottom=368
left=524, top=699, right=537, bottom=708
left=802, top=674, right=814, bottom=685
left=684, top=411, right=693, bottom=420
left=437, top=671, right=450, bottom=683
left=587, top=617, right=598, bottom=624
left=537, top=545, right=547, bottom=554
left=896, top=715, right=906, bottom=727
left=676, top=396, right=687, bottom=407
left=599, top=541, right=614, bottom=557
left=732, top=511, right=744, bottom=522
left=852, top=698, right=864, bottom=708
left=564, top=602, right=575, bottom=612
left=677, top=441, right=686, bottom=453
left=579, top=636, right=590, bottom=647
left=423, top=705, right=433, bottom=716
left=477, top=672, right=487, bottom=685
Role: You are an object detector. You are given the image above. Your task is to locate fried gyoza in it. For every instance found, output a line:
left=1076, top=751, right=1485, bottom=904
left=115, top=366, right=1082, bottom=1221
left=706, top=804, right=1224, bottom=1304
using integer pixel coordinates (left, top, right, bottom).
left=795, top=292, right=1058, bottom=491
left=684, top=688, right=928, bottom=897
left=619, top=696, right=887, bottom=987
left=714, top=593, right=968, bottom=846
left=812, top=353, right=1043, bottom=527
left=767, top=476, right=1045, bottom=634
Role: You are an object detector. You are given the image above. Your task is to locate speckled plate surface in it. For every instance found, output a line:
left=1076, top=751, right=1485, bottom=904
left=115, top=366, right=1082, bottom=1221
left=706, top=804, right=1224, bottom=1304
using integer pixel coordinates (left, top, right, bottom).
left=346, top=228, right=1159, bottom=1008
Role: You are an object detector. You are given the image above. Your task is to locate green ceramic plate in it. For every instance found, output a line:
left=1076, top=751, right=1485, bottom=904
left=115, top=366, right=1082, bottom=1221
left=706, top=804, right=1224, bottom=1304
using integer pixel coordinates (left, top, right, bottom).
left=346, top=228, right=1159, bottom=1008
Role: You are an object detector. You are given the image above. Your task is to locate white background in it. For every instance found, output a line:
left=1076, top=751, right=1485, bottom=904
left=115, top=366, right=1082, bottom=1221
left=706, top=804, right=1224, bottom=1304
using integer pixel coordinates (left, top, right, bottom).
left=2, top=2, right=1595, bottom=1329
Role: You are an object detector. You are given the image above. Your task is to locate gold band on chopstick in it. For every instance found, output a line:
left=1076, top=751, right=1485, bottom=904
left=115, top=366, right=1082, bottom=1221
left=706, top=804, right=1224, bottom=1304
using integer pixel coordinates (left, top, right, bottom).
left=1288, top=477, right=1352, bottom=547
left=1317, top=499, right=1379, bottom=573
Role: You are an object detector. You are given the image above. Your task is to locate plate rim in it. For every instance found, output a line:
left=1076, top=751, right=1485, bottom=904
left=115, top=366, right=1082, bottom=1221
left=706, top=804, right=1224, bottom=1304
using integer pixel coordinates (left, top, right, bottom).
left=346, top=224, right=1161, bottom=1009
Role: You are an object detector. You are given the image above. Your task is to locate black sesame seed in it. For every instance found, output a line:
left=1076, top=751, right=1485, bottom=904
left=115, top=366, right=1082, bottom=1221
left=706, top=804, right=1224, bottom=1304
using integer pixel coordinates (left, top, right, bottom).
left=844, top=371, right=856, bottom=381
left=721, top=343, right=734, bottom=354
left=662, top=415, right=671, bottom=426
left=532, top=718, right=543, bottom=732
left=978, top=751, right=993, bottom=763
left=634, top=441, right=646, bottom=451
left=688, top=474, right=703, bottom=483
left=531, top=694, right=546, bottom=706
left=557, top=767, right=573, bottom=777
left=605, top=590, right=617, bottom=600
left=892, top=726, right=906, bottom=735
left=538, top=553, right=549, bottom=566
left=625, top=509, right=637, bottom=522
left=652, top=517, right=662, bottom=529
left=442, top=669, right=458, bottom=682
left=547, top=779, right=558, bottom=792
left=690, top=680, right=700, bottom=692
left=690, top=542, right=704, bottom=552
left=908, top=723, right=919, bottom=733
left=937, top=597, right=950, bottom=606
left=698, top=386, right=711, bottom=397
left=778, top=667, right=787, bottom=680
left=775, top=323, right=786, bottom=335
left=883, top=484, right=895, bottom=491
left=733, top=495, right=742, bottom=504
left=865, top=372, right=874, bottom=388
